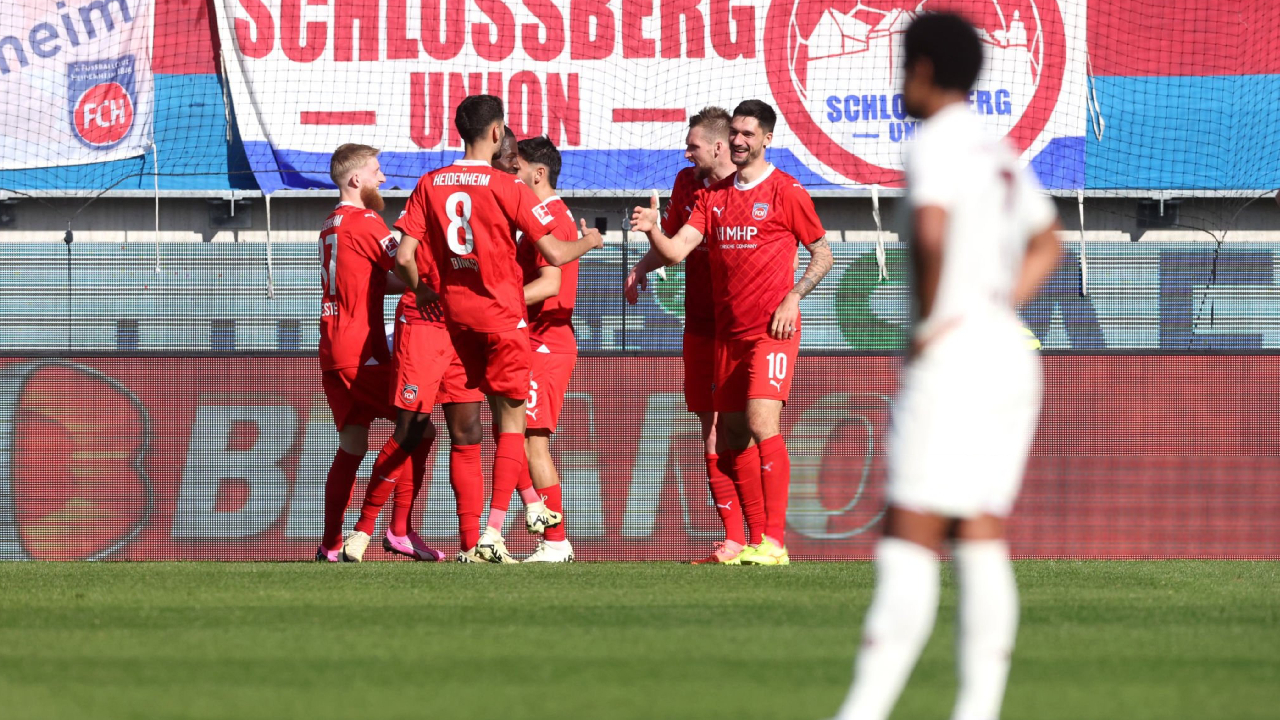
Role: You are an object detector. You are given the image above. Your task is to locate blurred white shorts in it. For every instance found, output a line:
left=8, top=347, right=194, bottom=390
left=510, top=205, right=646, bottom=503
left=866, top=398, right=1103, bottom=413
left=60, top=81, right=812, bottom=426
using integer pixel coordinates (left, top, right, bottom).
left=887, top=322, right=1042, bottom=519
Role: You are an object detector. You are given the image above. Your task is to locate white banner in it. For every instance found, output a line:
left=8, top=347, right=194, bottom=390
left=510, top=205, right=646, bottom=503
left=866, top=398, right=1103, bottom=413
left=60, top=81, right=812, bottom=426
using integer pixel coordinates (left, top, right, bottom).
left=214, top=0, right=1084, bottom=192
left=0, top=0, right=154, bottom=170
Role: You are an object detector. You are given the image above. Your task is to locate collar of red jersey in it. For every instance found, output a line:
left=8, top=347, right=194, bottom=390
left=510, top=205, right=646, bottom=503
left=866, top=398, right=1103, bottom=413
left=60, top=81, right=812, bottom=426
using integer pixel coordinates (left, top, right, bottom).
left=336, top=201, right=358, bottom=208
left=452, top=159, right=491, bottom=167
left=734, top=163, right=776, bottom=192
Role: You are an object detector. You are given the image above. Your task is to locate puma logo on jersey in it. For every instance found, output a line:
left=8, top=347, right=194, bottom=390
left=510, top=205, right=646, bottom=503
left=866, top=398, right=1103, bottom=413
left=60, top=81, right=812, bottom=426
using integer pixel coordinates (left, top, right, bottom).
left=526, top=407, right=540, bottom=420
left=769, top=379, right=783, bottom=390
left=711, top=206, right=724, bottom=217
left=716, top=501, right=733, bottom=510
left=761, top=462, right=774, bottom=472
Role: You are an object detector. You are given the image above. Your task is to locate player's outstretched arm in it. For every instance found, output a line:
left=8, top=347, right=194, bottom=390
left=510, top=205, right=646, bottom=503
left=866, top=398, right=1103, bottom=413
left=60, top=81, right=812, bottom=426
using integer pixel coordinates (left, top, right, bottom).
left=525, top=265, right=562, bottom=306
left=1012, top=220, right=1063, bottom=306
left=534, top=219, right=604, bottom=267
left=769, top=237, right=834, bottom=340
left=630, top=193, right=703, bottom=265
left=624, top=247, right=669, bottom=305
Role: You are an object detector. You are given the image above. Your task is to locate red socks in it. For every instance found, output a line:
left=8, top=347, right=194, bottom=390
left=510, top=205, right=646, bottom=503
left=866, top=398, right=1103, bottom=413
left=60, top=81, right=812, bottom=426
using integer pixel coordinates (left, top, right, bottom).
left=541, top=482, right=566, bottom=541
left=731, top=445, right=766, bottom=545
left=391, top=440, right=432, bottom=536
left=321, top=448, right=364, bottom=550
left=706, top=453, right=746, bottom=546
left=450, top=443, right=483, bottom=551
left=355, top=437, right=411, bottom=535
left=758, top=435, right=791, bottom=547
left=487, top=432, right=526, bottom=531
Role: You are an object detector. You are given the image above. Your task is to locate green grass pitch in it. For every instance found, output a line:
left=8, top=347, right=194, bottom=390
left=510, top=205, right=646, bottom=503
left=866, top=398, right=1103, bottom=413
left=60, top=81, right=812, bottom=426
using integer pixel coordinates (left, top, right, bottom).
left=0, top=561, right=1275, bottom=719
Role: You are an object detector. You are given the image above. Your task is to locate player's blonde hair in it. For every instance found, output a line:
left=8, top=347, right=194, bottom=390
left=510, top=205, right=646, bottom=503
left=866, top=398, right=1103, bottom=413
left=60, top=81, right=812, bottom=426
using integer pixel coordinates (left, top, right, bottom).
left=689, top=106, right=731, bottom=140
left=329, top=144, right=379, bottom=186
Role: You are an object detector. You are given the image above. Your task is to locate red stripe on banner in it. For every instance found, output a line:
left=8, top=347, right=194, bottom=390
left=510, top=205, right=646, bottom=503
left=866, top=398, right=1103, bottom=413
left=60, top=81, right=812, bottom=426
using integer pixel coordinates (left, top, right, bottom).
left=1, top=356, right=1278, bottom=561
left=153, top=0, right=220, bottom=74
left=1089, top=1, right=1280, bottom=76
left=300, top=112, right=378, bottom=126
left=612, top=109, right=687, bottom=123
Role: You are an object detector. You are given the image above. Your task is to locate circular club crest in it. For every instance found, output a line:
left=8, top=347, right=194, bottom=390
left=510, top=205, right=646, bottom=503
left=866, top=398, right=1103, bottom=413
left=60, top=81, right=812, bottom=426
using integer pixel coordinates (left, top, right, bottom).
left=72, top=82, right=135, bottom=148
left=765, top=0, right=1066, bottom=186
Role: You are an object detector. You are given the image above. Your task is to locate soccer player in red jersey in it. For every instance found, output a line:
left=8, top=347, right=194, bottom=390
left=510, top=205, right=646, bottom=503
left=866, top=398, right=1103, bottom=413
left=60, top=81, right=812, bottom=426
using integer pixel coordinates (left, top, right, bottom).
left=343, top=126, right=527, bottom=564
left=631, top=100, right=834, bottom=566
left=625, top=107, right=750, bottom=565
left=394, top=95, right=603, bottom=564
left=511, top=136, right=581, bottom=563
left=315, top=144, right=421, bottom=562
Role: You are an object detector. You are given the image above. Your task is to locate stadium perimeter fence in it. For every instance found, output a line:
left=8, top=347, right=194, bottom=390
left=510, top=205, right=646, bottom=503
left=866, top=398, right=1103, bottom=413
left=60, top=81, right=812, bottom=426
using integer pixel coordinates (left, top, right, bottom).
left=1, top=1, right=1279, bottom=559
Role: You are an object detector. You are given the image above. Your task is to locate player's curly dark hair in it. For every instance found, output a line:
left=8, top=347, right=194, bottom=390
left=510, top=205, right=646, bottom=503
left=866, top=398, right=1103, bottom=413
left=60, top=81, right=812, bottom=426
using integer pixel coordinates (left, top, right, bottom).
left=517, top=136, right=562, bottom=190
left=904, top=12, right=983, bottom=92
left=455, top=95, right=505, bottom=146
left=732, top=100, right=777, bottom=134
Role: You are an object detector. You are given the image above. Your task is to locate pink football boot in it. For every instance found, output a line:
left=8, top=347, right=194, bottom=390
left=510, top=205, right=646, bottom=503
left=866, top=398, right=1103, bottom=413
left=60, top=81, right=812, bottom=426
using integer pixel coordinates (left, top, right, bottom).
left=383, top=530, right=446, bottom=561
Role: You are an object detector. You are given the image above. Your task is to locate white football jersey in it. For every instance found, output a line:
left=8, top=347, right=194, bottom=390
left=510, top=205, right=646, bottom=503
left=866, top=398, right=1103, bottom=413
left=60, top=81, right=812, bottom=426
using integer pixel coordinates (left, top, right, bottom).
left=905, top=103, right=1057, bottom=335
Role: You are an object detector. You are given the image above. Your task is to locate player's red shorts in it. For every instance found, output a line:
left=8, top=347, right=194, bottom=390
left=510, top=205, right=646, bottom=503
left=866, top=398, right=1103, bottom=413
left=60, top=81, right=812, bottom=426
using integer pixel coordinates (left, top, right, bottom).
left=526, top=349, right=577, bottom=432
left=450, top=326, right=532, bottom=400
left=321, top=364, right=396, bottom=430
left=393, top=321, right=484, bottom=412
left=713, top=331, right=801, bottom=413
left=682, top=330, right=716, bottom=414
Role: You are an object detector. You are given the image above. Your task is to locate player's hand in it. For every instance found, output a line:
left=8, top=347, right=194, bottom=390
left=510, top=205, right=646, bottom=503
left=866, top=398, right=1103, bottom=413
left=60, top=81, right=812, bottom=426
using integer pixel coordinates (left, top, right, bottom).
left=579, top=218, right=605, bottom=251
left=629, top=192, right=660, bottom=234
left=624, top=264, right=649, bottom=305
left=415, top=286, right=439, bottom=310
left=770, top=292, right=801, bottom=340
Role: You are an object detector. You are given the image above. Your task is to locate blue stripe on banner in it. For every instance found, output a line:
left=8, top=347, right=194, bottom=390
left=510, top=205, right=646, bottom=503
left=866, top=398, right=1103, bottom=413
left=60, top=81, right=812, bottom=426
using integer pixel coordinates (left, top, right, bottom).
left=0, top=74, right=253, bottom=192
left=245, top=145, right=843, bottom=194
left=1087, top=75, right=1280, bottom=190
left=247, top=139, right=1086, bottom=194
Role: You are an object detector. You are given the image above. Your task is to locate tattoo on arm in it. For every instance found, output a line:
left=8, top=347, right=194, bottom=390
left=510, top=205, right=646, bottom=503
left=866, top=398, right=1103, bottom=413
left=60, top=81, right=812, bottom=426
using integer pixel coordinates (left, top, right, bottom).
left=791, top=238, right=833, bottom=299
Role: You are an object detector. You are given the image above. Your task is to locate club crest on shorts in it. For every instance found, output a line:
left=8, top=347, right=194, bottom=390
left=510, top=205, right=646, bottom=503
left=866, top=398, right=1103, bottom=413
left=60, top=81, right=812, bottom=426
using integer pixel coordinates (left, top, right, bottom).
left=401, top=384, right=418, bottom=403
left=752, top=203, right=770, bottom=220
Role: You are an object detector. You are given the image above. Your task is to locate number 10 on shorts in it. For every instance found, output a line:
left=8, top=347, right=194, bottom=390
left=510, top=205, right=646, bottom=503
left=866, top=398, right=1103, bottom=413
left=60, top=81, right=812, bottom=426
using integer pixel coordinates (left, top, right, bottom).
left=766, top=352, right=788, bottom=380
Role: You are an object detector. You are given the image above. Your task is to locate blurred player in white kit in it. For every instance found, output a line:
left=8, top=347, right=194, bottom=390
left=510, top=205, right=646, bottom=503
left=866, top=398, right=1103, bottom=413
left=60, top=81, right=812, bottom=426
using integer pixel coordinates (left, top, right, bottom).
left=831, top=12, right=1061, bottom=720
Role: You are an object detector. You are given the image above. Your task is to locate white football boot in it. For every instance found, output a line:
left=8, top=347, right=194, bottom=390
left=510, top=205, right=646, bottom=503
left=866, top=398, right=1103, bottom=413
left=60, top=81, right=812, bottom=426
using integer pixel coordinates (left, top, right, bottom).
left=342, top=530, right=371, bottom=562
left=523, top=538, right=574, bottom=563
left=474, top=527, right=518, bottom=564
left=524, top=499, right=563, bottom=535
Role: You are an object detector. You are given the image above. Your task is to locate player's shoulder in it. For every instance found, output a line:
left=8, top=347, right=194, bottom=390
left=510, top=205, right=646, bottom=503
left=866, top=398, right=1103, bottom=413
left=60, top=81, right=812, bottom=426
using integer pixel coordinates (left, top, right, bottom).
left=765, top=168, right=812, bottom=201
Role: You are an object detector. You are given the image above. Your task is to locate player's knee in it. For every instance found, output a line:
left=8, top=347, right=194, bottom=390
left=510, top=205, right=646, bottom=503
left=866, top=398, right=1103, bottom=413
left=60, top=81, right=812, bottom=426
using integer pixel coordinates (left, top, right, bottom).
left=338, top=425, right=369, bottom=456
left=449, top=419, right=483, bottom=446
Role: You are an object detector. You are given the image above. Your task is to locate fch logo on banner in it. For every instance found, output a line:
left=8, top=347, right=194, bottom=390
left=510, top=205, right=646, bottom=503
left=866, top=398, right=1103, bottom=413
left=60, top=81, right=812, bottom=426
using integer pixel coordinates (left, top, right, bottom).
left=764, top=0, right=1066, bottom=185
left=68, top=56, right=138, bottom=149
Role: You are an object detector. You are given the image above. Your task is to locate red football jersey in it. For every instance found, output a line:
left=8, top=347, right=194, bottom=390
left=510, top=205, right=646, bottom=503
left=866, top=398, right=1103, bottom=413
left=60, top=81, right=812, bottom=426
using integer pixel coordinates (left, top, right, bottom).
left=516, top=196, right=579, bottom=353
left=686, top=165, right=825, bottom=340
left=662, top=167, right=716, bottom=337
left=396, top=160, right=567, bottom=333
left=393, top=245, right=446, bottom=327
left=317, top=203, right=397, bottom=370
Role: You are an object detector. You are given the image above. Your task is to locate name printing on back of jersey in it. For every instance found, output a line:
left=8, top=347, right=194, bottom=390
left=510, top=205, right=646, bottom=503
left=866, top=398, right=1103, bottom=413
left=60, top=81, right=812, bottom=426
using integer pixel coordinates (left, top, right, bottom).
left=321, top=214, right=343, bottom=231
left=433, top=172, right=492, bottom=186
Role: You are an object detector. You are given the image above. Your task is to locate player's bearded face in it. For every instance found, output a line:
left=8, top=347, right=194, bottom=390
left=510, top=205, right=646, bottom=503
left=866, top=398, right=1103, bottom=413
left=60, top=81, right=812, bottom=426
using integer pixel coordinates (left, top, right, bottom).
left=685, top=127, right=716, bottom=177
left=729, top=119, right=766, bottom=167
left=360, top=184, right=385, bottom=212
